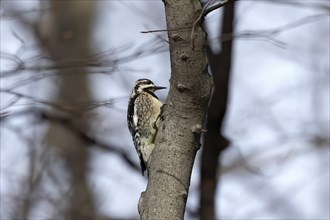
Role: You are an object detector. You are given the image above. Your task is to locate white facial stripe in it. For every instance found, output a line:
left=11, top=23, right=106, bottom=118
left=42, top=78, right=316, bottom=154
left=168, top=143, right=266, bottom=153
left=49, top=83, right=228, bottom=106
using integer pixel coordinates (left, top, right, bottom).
left=135, top=84, right=155, bottom=94
left=140, top=84, right=154, bottom=89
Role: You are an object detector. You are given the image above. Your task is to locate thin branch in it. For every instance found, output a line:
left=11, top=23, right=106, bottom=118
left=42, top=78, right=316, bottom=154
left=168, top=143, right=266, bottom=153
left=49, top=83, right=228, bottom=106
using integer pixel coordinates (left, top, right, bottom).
left=1, top=108, right=141, bottom=172
left=191, top=0, right=214, bottom=49
left=0, top=89, right=126, bottom=114
left=1, top=40, right=167, bottom=78
left=40, top=112, right=140, bottom=172
left=206, top=13, right=329, bottom=49
left=0, top=89, right=82, bottom=114
left=141, top=0, right=232, bottom=39
left=141, top=26, right=191, bottom=34
left=203, top=0, right=232, bottom=17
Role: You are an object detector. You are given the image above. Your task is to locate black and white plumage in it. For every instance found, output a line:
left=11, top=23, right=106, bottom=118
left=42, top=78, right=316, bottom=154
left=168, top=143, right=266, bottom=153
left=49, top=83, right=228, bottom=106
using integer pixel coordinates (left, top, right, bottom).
left=127, top=79, right=166, bottom=175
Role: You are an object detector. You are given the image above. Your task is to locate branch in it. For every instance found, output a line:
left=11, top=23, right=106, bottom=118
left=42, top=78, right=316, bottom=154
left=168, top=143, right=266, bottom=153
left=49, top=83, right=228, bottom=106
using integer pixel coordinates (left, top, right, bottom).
left=40, top=112, right=140, bottom=172
left=191, top=0, right=213, bottom=49
left=0, top=108, right=141, bottom=172
left=1, top=39, right=167, bottom=78
left=141, top=0, right=232, bottom=41
left=203, top=0, right=233, bottom=17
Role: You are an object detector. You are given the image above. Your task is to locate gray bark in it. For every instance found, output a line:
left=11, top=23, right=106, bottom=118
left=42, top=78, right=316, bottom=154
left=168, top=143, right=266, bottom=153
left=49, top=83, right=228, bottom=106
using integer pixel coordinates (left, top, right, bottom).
left=139, top=0, right=212, bottom=219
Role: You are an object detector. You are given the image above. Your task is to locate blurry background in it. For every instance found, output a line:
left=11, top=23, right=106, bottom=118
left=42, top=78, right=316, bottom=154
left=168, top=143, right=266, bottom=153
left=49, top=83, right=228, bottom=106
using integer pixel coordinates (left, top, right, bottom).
left=0, top=0, right=329, bottom=219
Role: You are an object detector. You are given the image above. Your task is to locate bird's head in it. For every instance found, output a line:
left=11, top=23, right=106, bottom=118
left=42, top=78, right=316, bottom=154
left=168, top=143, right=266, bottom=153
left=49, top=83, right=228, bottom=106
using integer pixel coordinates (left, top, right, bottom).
left=133, top=79, right=166, bottom=95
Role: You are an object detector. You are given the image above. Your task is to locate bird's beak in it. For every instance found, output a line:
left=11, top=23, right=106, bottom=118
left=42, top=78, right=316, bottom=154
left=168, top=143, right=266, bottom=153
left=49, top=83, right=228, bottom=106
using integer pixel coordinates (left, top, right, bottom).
left=154, top=86, right=166, bottom=90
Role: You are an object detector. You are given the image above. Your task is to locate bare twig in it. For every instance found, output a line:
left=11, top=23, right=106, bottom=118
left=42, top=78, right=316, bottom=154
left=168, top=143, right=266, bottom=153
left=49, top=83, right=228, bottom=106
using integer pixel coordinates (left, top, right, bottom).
left=203, top=0, right=232, bottom=17
left=191, top=0, right=232, bottom=49
left=141, top=26, right=191, bottom=34
left=206, top=13, right=329, bottom=49
left=141, top=0, right=232, bottom=48
left=1, top=108, right=141, bottom=172
left=1, top=40, right=167, bottom=78
left=191, top=0, right=213, bottom=49
left=0, top=89, right=126, bottom=114
left=40, top=112, right=140, bottom=172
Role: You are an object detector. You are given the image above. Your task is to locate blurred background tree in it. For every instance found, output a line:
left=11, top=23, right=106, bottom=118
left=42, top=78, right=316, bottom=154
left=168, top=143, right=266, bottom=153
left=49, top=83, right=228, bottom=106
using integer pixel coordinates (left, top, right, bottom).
left=1, top=0, right=329, bottom=219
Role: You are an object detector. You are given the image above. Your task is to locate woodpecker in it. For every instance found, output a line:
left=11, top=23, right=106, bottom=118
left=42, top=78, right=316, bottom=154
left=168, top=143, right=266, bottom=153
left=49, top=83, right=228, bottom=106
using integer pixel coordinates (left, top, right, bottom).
left=127, top=79, right=166, bottom=175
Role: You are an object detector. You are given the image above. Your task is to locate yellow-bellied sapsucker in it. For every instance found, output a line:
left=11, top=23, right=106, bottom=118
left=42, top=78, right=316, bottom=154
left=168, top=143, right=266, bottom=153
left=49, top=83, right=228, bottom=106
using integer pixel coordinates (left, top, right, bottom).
left=127, top=79, right=166, bottom=175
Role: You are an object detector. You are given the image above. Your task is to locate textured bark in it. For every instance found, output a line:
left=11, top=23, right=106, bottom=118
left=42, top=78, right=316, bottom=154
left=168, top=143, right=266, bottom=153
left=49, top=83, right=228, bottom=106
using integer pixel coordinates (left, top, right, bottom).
left=139, top=0, right=212, bottom=219
left=200, top=1, right=235, bottom=219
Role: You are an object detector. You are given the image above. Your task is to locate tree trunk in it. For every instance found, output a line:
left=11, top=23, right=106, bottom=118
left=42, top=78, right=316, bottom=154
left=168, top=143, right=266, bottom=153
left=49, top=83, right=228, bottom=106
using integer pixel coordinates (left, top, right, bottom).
left=139, top=0, right=212, bottom=219
left=38, top=1, right=97, bottom=219
left=200, top=1, right=235, bottom=219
